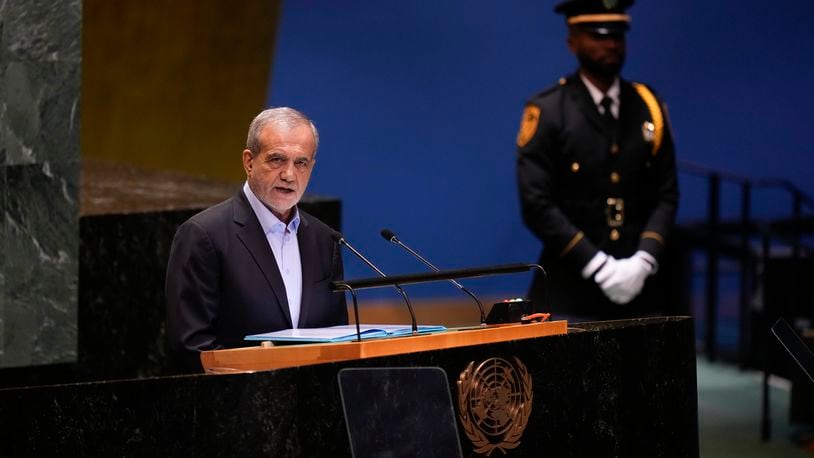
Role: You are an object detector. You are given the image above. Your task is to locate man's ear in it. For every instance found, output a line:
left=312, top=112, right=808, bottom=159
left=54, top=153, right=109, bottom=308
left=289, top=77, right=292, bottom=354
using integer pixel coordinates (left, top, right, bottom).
left=242, top=149, right=254, bottom=176
left=567, top=33, right=577, bottom=54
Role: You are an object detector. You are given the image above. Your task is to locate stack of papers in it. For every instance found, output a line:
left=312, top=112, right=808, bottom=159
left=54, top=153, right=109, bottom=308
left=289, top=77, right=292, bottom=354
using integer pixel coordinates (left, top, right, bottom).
left=245, top=324, right=447, bottom=343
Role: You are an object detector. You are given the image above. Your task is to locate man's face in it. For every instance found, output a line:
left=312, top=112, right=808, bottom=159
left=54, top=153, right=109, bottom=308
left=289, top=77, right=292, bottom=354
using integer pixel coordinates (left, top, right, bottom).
left=242, top=122, right=316, bottom=222
left=567, top=28, right=626, bottom=78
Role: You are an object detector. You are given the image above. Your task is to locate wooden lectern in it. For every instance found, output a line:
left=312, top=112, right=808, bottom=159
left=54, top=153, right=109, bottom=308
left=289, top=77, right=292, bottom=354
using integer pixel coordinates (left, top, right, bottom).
left=0, top=317, right=699, bottom=456
left=201, top=321, right=568, bottom=373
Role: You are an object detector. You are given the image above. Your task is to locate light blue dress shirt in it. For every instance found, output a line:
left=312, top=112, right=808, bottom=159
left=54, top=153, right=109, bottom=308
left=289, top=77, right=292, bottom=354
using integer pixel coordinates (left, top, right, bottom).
left=243, top=182, right=303, bottom=328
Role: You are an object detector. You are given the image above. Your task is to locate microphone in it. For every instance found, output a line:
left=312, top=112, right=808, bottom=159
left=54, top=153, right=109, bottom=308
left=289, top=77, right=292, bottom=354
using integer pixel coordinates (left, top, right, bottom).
left=331, top=231, right=418, bottom=333
left=381, top=228, right=486, bottom=325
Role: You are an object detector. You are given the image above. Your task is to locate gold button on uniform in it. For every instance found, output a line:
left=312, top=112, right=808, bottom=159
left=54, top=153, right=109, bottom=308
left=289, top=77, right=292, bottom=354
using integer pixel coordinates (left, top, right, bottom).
left=610, top=172, right=620, bottom=184
left=571, top=162, right=580, bottom=172
left=610, top=229, right=620, bottom=241
left=610, top=144, right=620, bottom=155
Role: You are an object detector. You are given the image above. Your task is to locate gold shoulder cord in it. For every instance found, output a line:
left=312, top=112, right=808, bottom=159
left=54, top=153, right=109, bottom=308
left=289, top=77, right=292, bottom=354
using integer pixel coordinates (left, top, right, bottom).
left=632, top=82, right=664, bottom=155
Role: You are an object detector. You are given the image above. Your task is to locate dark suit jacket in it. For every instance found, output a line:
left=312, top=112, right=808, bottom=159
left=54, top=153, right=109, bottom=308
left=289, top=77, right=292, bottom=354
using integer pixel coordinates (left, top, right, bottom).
left=517, top=74, right=679, bottom=319
left=165, top=190, right=348, bottom=371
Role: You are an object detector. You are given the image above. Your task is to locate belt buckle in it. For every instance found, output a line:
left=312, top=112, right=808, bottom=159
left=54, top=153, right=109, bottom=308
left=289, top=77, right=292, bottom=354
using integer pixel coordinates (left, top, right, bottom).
left=606, top=198, right=624, bottom=228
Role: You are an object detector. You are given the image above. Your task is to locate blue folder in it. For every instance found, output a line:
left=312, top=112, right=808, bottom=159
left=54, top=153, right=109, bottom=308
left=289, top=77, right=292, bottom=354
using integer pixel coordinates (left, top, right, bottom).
left=245, top=324, right=447, bottom=343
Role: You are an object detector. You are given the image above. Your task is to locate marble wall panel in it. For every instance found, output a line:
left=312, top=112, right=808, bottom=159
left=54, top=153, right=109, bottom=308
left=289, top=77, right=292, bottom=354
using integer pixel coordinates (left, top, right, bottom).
left=1, top=167, right=5, bottom=357
left=0, top=0, right=80, bottom=368
left=3, top=0, right=80, bottom=165
left=1, top=0, right=7, bottom=165
left=1, top=1, right=6, bottom=358
left=3, top=163, right=78, bottom=366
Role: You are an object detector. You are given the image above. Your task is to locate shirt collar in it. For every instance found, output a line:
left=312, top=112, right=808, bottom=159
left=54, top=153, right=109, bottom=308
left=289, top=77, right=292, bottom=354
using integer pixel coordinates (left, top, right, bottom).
left=579, top=72, right=620, bottom=110
left=243, top=181, right=301, bottom=235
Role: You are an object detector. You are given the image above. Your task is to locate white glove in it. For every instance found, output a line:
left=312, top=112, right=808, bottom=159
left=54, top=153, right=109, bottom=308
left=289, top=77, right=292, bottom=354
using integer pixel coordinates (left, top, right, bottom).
left=582, top=251, right=622, bottom=300
left=581, top=251, right=611, bottom=279
left=594, top=251, right=656, bottom=304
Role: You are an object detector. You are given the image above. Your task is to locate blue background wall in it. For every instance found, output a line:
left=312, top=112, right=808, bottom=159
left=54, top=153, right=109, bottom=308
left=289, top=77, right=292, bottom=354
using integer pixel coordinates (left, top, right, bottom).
left=269, top=1, right=814, bottom=299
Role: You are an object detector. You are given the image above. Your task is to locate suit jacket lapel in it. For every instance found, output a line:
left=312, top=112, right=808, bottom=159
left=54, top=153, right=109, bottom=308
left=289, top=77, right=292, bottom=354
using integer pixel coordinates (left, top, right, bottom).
left=295, top=212, right=321, bottom=327
left=232, top=190, right=293, bottom=327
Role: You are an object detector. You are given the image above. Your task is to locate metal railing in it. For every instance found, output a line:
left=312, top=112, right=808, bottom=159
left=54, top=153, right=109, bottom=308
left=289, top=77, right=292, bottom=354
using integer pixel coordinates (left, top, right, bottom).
left=677, top=160, right=814, bottom=442
left=678, top=160, right=814, bottom=362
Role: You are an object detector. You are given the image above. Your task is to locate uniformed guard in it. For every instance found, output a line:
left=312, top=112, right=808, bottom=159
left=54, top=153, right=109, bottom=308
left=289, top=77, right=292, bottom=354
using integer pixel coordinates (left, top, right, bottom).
left=516, top=0, right=679, bottom=321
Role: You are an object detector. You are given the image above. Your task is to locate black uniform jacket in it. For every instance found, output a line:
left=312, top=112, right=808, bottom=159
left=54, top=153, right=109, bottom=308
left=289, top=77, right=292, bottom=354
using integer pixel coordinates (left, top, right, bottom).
left=166, top=190, right=348, bottom=371
left=517, top=73, right=679, bottom=319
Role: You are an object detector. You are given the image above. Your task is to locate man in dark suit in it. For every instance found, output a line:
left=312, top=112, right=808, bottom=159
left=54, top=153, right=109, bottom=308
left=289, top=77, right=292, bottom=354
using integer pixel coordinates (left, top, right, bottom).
left=166, top=107, right=347, bottom=371
left=516, top=0, right=679, bottom=321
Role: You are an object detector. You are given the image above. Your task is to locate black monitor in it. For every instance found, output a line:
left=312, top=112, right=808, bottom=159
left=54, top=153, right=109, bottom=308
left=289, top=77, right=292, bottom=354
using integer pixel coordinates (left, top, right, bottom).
left=338, top=367, right=463, bottom=458
left=771, top=318, right=814, bottom=383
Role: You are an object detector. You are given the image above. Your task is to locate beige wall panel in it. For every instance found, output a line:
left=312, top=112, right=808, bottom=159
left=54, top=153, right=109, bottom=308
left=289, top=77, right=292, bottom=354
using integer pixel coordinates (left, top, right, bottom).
left=82, top=0, right=281, bottom=180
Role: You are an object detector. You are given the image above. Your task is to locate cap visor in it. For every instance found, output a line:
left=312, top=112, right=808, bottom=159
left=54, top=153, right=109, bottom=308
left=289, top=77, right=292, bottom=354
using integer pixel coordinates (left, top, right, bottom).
left=576, top=22, right=629, bottom=35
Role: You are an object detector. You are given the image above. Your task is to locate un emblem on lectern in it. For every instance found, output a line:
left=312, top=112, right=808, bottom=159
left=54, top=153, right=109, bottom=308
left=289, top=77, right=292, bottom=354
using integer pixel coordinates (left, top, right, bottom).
left=457, top=357, right=533, bottom=456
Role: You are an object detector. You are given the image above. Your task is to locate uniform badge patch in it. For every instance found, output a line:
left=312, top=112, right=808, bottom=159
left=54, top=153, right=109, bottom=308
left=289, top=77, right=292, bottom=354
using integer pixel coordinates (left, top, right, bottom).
left=516, top=105, right=540, bottom=148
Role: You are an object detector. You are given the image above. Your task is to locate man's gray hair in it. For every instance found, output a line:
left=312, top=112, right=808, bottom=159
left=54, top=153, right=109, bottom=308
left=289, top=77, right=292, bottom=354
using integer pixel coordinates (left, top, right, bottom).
left=245, top=107, right=319, bottom=156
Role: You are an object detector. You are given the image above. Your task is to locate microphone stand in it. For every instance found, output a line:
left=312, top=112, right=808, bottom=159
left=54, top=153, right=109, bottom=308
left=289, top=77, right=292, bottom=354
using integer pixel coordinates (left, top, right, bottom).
left=383, top=230, right=486, bottom=326
left=334, top=283, right=362, bottom=342
left=334, top=234, right=418, bottom=334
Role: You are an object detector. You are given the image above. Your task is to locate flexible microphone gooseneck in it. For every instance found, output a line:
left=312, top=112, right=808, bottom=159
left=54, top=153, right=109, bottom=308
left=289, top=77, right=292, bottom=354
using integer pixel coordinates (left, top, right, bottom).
left=331, top=231, right=418, bottom=334
left=380, top=228, right=486, bottom=325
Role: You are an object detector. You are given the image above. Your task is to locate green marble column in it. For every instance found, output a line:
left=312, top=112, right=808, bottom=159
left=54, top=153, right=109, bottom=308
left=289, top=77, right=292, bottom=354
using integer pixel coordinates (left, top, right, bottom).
left=0, top=0, right=81, bottom=368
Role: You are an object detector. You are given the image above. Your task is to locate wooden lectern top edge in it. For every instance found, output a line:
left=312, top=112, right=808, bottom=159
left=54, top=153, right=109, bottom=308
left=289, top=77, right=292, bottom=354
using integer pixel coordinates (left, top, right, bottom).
left=201, top=320, right=568, bottom=374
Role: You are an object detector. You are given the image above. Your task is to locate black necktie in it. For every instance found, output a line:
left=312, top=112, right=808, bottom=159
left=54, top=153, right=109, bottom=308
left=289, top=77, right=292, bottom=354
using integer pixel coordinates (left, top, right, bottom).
left=600, top=96, right=616, bottom=128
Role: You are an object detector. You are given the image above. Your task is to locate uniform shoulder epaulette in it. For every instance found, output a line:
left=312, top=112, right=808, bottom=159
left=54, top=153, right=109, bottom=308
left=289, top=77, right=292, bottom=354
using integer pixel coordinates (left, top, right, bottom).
left=527, top=76, right=570, bottom=102
left=631, top=81, right=665, bottom=156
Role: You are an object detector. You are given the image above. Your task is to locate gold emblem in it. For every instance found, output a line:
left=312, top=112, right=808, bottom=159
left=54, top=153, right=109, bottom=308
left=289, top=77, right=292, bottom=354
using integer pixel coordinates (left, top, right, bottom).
left=632, top=83, right=664, bottom=155
left=516, top=105, right=540, bottom=148
left=642, top=121, right=655, bottom=143
left=603, top=0, right=619, bottom=9
left=457, top=357, right=533, bottom=456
